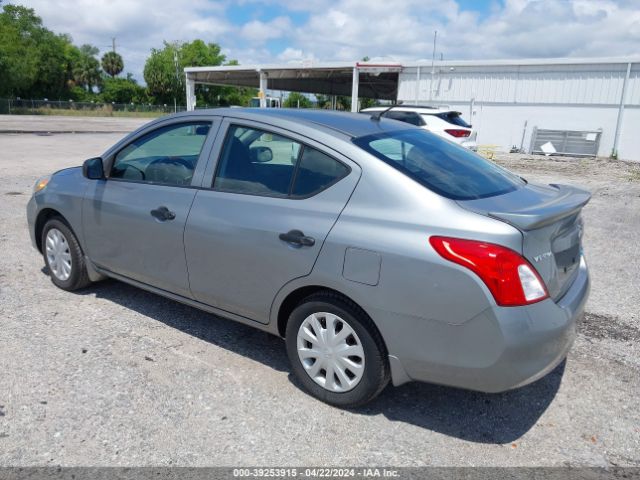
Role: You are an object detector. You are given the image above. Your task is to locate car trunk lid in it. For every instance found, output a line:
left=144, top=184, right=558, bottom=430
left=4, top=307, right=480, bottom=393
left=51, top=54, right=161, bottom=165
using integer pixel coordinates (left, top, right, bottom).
left=458, top=183, right=590, bottom=300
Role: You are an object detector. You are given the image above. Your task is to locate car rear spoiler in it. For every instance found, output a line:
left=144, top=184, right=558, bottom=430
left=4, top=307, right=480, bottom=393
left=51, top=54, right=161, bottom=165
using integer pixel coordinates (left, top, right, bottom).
left=487, top=184, right=591, bottom=231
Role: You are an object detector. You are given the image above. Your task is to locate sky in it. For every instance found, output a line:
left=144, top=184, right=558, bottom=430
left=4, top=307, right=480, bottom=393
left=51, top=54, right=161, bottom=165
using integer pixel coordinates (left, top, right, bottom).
left=14, top=0, right=640, bottom=82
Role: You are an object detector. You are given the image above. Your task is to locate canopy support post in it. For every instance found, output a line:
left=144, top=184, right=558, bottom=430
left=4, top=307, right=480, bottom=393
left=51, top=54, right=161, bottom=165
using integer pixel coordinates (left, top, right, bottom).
left=185, top=75, right=196, bottom=111
left=351, top=67, right=359, bottom=112
left=259, top=70, right=268, bottom=108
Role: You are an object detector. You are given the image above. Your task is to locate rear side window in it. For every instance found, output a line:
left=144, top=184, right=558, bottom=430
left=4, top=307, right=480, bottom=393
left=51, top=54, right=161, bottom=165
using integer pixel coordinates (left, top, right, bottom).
left=434, top=112, right=471, bottom=128
left=353, top=129, right=523, bottom=200
left=292, top=148, right=350, bottom=197
left=213, top=125, right=349, bottom=198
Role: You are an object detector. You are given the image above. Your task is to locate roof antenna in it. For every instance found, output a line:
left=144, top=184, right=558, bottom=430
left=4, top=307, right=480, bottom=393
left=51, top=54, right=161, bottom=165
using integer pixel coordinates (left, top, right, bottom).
left=370, top=104, right=396, bottom=122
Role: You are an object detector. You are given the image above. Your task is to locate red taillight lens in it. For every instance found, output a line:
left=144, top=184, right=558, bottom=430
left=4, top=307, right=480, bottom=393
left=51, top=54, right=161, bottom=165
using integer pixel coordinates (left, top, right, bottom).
left=429, top=236, right=548, bottom=307
left=444, top=129, right=471, bottom=138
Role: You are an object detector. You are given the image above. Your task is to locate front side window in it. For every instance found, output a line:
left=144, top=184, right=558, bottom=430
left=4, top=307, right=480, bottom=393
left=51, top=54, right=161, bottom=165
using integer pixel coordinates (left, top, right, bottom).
left=353, top=129, right=524, bottom=200
left=213, top=125, right=349, bottom=198
left=111, top=122, right=211, bottom=186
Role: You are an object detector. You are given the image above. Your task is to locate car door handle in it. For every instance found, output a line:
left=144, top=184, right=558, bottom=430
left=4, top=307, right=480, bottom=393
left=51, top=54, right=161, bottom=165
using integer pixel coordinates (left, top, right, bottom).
left=150, top=206, right=176, bottom=221
left=279, top=229, right=315, bottom=247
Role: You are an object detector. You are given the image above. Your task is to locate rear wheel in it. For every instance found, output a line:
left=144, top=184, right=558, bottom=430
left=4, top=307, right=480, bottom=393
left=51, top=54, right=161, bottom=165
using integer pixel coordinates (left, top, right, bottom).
left=285, top=292, right=390, bottom=408
left=42, top=218, right=91, bottom=291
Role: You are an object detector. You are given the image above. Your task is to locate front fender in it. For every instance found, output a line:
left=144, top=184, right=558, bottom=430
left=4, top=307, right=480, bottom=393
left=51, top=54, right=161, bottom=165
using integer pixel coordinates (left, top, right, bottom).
left=28, top=167, right=90, bottom=251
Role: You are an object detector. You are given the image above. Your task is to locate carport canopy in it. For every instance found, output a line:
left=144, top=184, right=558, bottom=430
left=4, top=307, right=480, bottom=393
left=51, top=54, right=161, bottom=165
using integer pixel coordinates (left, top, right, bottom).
left=184, top=62, right=402, bottom=111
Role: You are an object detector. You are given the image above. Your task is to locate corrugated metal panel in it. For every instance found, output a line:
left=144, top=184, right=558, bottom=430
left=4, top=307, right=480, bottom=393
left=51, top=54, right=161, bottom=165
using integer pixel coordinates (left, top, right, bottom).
left=399, top=62, right=635, bottom=106
left=626, top=64, right=640, bottom=105
left=529, top=128, right=602, bottom=157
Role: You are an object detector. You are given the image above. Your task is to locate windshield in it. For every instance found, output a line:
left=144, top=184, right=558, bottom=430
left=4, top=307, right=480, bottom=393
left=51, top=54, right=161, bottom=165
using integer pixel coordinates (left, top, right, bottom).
left=352, top=129, right=524, bottom=200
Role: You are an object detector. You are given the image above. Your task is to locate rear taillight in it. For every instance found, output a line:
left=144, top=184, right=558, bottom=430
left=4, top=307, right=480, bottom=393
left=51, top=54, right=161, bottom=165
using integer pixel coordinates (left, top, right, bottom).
left=444, top=129, right=471, bottom=138
left=429, top=236, right=548, bottom=307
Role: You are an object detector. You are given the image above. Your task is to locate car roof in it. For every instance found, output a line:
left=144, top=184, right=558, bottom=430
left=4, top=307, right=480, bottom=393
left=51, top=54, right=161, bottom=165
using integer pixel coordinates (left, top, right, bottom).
left=168, top=107, right=413, bottom=138
left=361, top=105, right=458, bottom=114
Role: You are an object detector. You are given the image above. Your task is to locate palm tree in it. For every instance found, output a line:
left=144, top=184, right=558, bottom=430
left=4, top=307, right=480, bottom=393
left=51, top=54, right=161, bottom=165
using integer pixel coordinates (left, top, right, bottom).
left=102, top=51, right=124, bottom=78
left=72, top=44, right=101, bottom=91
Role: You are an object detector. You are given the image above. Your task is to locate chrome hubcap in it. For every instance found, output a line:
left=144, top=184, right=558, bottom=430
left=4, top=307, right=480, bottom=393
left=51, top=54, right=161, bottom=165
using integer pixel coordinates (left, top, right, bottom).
left=45, top=228, right=72, bottom=281
left=296, top=312, right=365, bottom=393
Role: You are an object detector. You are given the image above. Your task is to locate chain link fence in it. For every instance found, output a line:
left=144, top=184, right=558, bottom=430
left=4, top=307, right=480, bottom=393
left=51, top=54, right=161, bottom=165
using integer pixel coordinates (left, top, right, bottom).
left=0, top=98, right=188, bottom=116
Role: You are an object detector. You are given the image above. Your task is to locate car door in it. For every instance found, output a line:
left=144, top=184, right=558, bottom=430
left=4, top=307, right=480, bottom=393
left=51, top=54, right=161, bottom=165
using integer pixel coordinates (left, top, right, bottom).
left=184, top=119, right=361, bottom=323
left=82, top=118, right=219, bottom=298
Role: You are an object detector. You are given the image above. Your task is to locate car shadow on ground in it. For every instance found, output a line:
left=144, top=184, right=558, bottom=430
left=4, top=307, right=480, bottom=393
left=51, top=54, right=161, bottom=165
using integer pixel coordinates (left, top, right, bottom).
left=348, top=362, right=564, bottom=444
left=70, top=276, right=564, bottom=445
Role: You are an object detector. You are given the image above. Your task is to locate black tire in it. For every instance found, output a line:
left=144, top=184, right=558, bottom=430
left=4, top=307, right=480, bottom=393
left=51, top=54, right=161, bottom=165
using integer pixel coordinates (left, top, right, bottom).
left=285, top=291, right=390, bottom=408
left=41, top=217, right=91, bottom=291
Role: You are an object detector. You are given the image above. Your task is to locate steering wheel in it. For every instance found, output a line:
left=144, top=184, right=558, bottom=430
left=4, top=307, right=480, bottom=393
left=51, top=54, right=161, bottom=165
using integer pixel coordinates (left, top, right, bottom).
left=147, top=156, right=192, bottom=184
left=122, top=163, right=146, bottom=180
left=164, top=156, right=192, bottom=168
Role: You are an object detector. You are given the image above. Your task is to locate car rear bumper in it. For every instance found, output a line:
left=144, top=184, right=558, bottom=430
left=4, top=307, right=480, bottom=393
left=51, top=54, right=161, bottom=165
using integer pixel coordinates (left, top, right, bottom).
left=384, top=255, right=589, bottom=392
left=461, top=140, right=478, bottom=151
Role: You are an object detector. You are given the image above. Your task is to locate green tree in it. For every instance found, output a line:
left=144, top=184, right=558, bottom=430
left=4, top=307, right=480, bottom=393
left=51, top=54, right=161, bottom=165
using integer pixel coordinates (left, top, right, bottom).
left=143, top=40, right=226, bottom=106
left=336, top=96, right=351, bottom=111
left=0, top=5, right=38, bottom=97
left=360, top=97, right=377, bottom=109
left=72, top=44, right=101, bottom=92
left=314, top=94, right=331, bottom=109
left=101, top=51, right=124, bottom=78
left=215, top=87, right=256, bottom=107
left=143, top=43, right=176, bottom=104
left=101, top=76, right=147, bottom=104
left=283, top=92, right=312, bottom=108
left=30, top=31, right=71, bottom=98
left=0, top=4, right=71, bottom=98
left=213, top=59, right=256, bottom=107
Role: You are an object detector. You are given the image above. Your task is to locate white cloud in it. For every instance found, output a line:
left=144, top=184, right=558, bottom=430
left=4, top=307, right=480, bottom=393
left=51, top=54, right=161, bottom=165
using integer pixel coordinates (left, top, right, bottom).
left=276, top=47, right=319, bottom=65
left=18, top=0, right=231, bottom=81
left=281, top=0, right=640, bottom=62
left=13, top=0, right=640, bottom=83
left=239, top=16, right=292, bottom=43
left=277, top=47, right=304, bottom=61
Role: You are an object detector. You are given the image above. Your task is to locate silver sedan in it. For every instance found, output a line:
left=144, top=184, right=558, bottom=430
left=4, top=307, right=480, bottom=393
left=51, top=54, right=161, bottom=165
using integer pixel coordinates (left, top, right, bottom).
left=27, top=108, right=590, bottom=407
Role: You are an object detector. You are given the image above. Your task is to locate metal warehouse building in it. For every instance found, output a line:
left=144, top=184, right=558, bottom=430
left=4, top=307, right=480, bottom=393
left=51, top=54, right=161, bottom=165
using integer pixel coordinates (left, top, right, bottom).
left=185, top=56, right=640, bottom=160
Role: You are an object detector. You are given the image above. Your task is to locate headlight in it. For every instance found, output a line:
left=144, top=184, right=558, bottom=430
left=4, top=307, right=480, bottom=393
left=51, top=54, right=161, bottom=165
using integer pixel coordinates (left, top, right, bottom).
left=33, top=175, right=51, bottom=193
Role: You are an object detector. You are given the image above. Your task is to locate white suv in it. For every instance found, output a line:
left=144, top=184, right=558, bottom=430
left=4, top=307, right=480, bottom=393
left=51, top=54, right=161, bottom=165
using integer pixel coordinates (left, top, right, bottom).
left=361, top=105, right=478, bottom=151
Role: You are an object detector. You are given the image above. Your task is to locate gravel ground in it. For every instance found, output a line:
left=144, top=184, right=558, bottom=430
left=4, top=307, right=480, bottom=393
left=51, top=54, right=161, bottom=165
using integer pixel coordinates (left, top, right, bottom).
left=0, top=114, right=148, bottom=133
left=0, top=116, right=639, bottom=467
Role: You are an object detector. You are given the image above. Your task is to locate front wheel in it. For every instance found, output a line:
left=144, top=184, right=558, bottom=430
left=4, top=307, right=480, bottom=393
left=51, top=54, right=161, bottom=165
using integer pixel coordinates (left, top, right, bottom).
left=285, top=292, right=390, bottom=408
left=42, top=218, right=91, bottom=291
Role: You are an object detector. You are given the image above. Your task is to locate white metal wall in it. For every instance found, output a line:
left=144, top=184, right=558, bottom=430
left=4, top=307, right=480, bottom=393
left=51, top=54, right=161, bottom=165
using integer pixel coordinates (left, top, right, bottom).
left=398, top=61, right=640, bottom=160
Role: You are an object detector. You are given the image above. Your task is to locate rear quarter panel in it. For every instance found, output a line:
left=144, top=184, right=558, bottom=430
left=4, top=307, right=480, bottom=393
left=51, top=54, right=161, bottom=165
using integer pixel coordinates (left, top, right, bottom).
left=272, top=153, right=524, bottom=352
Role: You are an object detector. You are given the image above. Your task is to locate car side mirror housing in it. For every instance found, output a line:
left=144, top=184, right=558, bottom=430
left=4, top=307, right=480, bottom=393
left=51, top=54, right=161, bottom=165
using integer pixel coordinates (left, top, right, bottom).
left=82, top=157, right=105, bottom=179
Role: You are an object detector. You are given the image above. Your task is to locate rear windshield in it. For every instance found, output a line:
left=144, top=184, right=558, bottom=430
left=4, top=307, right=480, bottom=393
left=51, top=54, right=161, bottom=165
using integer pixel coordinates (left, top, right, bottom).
left=352, top=129, right=524, bottom=200
left=383, top=111, right=425, bottom=126
left=433, top=112, right=471, bottom=128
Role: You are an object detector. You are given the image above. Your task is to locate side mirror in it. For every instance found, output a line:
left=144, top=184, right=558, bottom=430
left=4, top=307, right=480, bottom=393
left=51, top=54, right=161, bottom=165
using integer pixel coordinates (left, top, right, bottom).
left=250, top=146, right=273, bottom=163
left=82, top=157, right=105, bottom=180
